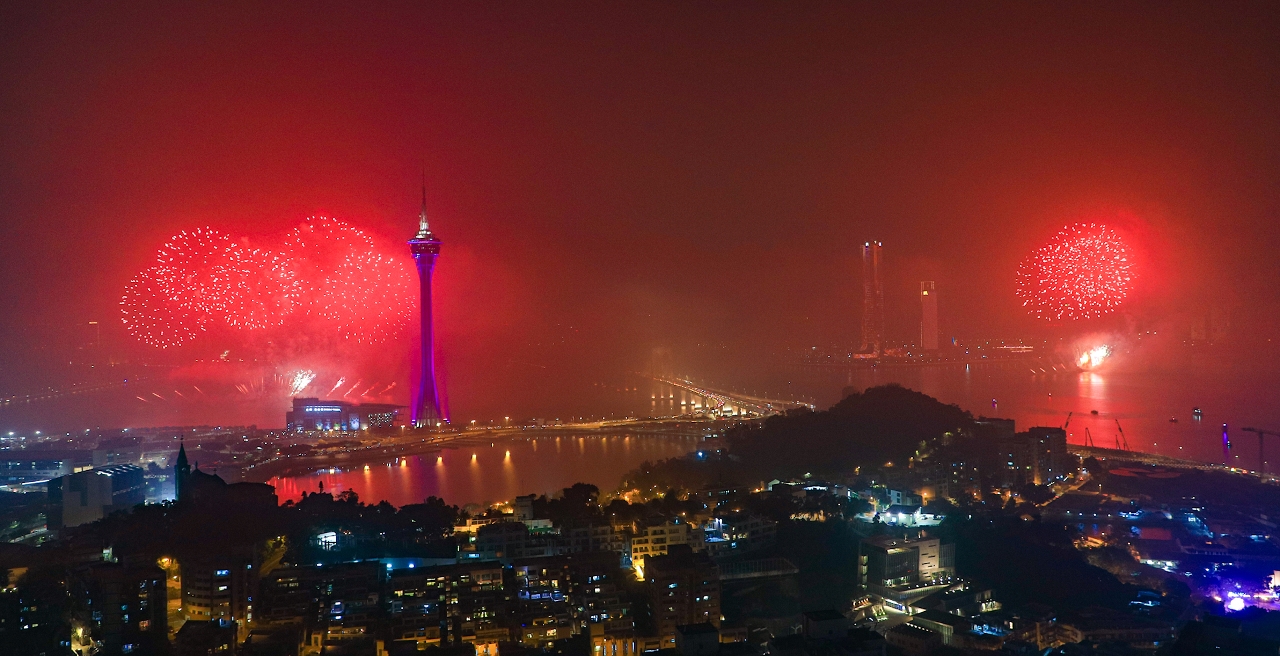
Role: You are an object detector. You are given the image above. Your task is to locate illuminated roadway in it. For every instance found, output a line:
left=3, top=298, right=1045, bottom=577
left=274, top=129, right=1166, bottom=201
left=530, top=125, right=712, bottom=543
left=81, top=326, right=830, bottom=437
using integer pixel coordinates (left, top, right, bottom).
left=648, top=375, right=814, bottom=416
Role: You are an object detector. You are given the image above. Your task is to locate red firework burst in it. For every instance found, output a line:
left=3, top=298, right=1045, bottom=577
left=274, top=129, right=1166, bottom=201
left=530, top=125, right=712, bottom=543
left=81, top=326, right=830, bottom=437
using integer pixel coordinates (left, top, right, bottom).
left=317, top=250, right=416, bottom=343
left=153, top=227, right=240, bottom=315
left=222, top=247, right=301, bottom=330
left=120, top=265, right=207, bottom=348
left=1016, top=223, right=1135, bottom=321
left=123, top=216, right=415, bottom=347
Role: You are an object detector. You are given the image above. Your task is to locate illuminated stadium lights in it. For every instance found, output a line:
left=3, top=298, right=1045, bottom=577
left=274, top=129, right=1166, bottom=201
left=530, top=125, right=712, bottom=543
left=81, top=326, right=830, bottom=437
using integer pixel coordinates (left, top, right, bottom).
left=1016, top=223, right=1134, bottom=321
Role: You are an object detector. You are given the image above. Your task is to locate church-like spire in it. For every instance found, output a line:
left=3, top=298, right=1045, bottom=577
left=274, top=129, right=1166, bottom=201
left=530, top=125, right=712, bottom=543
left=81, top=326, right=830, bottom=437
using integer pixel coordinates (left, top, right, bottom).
left=175, top=438, right=191, bottom=503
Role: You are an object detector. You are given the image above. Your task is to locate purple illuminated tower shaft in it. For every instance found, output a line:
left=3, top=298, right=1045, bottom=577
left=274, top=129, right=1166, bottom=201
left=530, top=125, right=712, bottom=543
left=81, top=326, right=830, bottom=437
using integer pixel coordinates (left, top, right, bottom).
left=409, top=188, right=444, bottom=427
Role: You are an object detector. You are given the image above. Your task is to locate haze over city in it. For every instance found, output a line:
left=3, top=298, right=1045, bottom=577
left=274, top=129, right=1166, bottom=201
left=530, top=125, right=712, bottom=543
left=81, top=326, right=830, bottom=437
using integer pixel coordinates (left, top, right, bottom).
left=3, top=5, right=1280, bottom=655
left=4, top=3, right=1280, bottom=431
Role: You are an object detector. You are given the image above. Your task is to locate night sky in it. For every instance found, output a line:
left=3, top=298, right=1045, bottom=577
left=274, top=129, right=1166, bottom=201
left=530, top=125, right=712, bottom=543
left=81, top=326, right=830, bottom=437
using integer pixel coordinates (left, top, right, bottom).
left=2, top=3, right=1279, bottom=424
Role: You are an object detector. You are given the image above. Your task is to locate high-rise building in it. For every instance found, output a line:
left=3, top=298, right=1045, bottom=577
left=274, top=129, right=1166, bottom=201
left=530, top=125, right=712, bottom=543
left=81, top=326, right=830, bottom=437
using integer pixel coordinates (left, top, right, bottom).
left=861, top=242, right=884, bottom=355
left=180, top=553, right=257, bottom=642
left=70, top=562, right=168, bottom=655
left=645, top=545, right=720, bottom=647
left=1023, top=427, right=1070, bottom=485
left=920, top=281, right=938, bottom=351
left=409, top=183, right=445, bottom=427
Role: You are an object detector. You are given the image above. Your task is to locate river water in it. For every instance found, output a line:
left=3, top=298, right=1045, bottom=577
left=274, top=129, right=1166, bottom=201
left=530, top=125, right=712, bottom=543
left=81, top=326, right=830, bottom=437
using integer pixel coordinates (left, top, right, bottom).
left=266, top=432, right=705, bottom=508
left=255, top=352, right=1280, bottom=506
left=789, top=357, right=1280, bottom=471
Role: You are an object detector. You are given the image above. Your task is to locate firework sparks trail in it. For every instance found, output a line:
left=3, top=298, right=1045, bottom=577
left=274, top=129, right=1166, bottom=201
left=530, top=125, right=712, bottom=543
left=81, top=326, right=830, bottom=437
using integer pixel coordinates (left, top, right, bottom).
left=1077, top=345, right=1112, bottom=369
left=360, top=382, right=379, bottom=397
left=1016, top=223, right=1134, bottom=321
left=289, top=370, right=316, bottom=396
left=377, top=382, right=397, bottom=395
left=328, top=377, right=347, bottom=395
left=344, top=380, right=363, bottom=397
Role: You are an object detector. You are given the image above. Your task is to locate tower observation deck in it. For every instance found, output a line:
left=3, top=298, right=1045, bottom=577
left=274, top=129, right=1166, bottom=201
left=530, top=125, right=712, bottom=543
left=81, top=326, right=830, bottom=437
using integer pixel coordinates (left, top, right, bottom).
left=409, top=184, right=444, bottom=427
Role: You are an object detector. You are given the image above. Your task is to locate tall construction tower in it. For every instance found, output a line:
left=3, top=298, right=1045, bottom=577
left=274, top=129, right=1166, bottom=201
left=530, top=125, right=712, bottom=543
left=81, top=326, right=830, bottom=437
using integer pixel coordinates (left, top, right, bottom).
left=861, top=241, right=884, bottom=355
left=920, top=281, right=938, bottom=350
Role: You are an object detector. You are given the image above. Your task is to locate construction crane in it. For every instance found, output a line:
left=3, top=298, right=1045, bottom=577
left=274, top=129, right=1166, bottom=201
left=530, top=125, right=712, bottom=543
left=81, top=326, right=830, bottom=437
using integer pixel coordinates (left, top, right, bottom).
left=1063, top=411, right=1073, bottom=430
left=1084, top=427, right=1096, bottom=448
left=1241, top=427, right=1279, bottom=476
left=1114, top=419, right=1130, bottom=451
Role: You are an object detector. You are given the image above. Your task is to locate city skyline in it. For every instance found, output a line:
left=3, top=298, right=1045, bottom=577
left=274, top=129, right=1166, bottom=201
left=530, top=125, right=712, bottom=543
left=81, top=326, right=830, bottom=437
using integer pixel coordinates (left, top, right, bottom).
left=4, top=5, right=1280, bottom=650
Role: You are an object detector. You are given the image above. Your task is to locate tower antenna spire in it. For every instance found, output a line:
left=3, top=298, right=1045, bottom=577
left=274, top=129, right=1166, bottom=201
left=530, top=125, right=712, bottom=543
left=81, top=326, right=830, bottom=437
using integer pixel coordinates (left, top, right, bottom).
left=418, top=167, right=430, bottom=236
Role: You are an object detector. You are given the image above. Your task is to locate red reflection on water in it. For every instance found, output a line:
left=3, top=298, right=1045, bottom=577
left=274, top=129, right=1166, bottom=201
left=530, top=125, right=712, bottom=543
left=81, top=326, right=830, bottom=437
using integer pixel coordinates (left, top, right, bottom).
left=267, top=434, right=698, bottom=507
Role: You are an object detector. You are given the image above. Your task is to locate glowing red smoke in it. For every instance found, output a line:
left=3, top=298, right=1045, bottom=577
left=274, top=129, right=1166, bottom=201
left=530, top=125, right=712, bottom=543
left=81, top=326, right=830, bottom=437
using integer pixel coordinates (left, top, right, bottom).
left=1016, top=223, right=1135, bottom=321
left=121, top=217, right=415, bottom=347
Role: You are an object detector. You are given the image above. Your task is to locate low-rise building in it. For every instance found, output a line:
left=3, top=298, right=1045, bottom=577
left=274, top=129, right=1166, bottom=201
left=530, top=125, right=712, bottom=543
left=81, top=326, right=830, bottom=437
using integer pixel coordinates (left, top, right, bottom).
left=47, top=464, right=146, bottom=529
left=631, top=519, right=697, bottom=573
left=703, top=512, right=776, bottom=558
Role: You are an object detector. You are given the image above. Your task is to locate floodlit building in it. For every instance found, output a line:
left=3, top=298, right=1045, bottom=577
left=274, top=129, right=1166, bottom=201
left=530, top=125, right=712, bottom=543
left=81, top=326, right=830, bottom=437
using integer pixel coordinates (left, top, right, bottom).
left=0, top=452, right=87, bottom=484
left=631, top=519, right=697, bottom=574
left=858, top=534, right=955, bottom=604
left=285, top=397, right=404, bottom=431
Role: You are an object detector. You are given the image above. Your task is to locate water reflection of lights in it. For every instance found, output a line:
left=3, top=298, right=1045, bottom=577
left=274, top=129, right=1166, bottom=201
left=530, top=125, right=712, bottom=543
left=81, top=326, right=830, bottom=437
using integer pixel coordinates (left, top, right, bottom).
left=1078, top=371, right=1107, bottom=400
